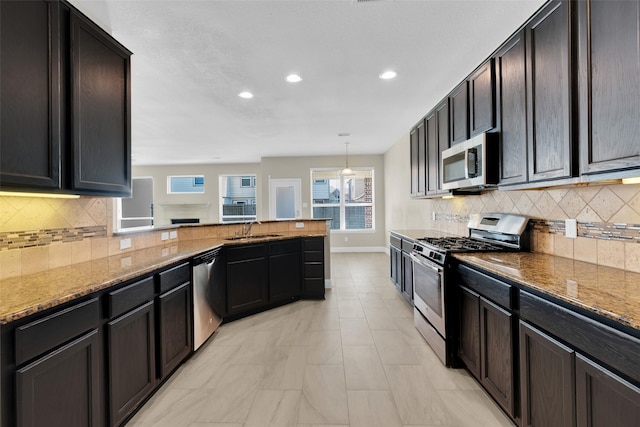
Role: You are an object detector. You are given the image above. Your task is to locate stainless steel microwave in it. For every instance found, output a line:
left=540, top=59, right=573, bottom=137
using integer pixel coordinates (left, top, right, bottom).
left=441, top=132, right=499, bottom=190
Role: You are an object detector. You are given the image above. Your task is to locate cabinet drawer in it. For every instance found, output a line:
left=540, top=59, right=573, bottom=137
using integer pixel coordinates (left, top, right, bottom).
left=390, top=235, right=401, bottom=250
left=226, top=243, right=267, bottom=262
left=158, top=262, right=190, bottom=294
left=457, top=264, right=514, bottom=309
left=304, top=237, right=324, bottom=251
left=269, top=239, right=300, bottom=256
left=520, top=290, right=640, bottom=384
left=304, top=263, right=323, bottom=278
left=401, top=239, right=414, bottom=252
left=304, top=250, right=323, bottom=262
left=15, top=298, right=100, bottom=365
left=107, top=276, right=154, bottom=319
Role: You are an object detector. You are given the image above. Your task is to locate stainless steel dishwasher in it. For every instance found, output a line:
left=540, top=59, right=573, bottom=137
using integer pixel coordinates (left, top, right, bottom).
left=192, top=248, right=223, bottom=350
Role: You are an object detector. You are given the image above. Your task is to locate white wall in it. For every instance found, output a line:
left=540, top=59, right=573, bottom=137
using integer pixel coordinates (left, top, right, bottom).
left=260, top=154, right=386, bottom=250
left=383, top=132, right=434, bottom=247
left=133, top=163, right=261, bottom=225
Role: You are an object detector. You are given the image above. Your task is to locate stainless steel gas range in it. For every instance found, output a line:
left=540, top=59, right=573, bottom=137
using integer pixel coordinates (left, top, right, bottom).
left=412, top=213, right=530, bottom=366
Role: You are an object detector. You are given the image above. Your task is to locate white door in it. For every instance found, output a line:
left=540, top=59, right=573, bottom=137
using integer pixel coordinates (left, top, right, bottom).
left=269, top=178, right=302, bottom=220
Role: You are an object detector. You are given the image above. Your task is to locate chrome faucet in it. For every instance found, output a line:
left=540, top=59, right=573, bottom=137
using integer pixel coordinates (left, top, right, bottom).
left=242, top=219, right=261, bottom=237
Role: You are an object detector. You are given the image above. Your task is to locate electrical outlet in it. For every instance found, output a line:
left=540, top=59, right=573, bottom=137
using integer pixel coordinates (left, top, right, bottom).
left=161, top=232, right=169, bottom=241
left=120, top=256, right=132, bottom=268
left=169, top=231, right=178, bottom=239
left=565, top=219, right=577, bottom=239
left=120, top=238, right=131, bottom=250
left=296, top=222, right=304, bottom=228
left=344, top=236, right=348, bottom=242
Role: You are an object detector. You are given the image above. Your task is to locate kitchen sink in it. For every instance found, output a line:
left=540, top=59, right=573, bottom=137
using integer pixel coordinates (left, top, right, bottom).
left=224, top=233, right=283, bottom=241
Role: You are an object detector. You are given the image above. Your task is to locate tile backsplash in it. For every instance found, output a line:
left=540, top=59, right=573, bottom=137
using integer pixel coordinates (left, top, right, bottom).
left=430, top=183, right=640, bottom=272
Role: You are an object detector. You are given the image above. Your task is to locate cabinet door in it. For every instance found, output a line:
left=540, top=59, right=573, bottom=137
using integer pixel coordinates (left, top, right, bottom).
left=417, top=120, right=427, bottom=196
left=449, top=81, right=469, bottom=145
left=577, top=0, right=640, bottom=175
left=495, top=30, right=529, bottom=185
left=480, top=297, right=514, bottom=417
left=426, top=111, right=439, bottom=194
left=458, top=286, right=480, bottom=379
left=270, top=247, right=302, bottom=302
left=526, top=0, right=575, bottom=182
left=16, top=329, right=101, bottom=427
left=390, top=246, right=401, bottom=291
left=520, top=321, right=575, bottom=427
left=401, top=251, right=413, bottom=302
left=227, top=255, right=269, bottom=315
left=158, top=283, right=192, bottom=380
left=0, top=0, right=61, bottom=190
left=469, top=59, right=495, bottom=136
left=108, top=301, right=155, bottom=427
left=410, top=127, right=419, bottom=195
left=576, top=354, right=640, bottom=427
left=70, top=12, right=132, bottom=196
left=435, top=100, right=450, bottom=193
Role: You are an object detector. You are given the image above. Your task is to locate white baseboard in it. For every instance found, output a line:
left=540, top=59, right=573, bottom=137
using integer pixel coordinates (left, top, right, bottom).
left=330, top=246, right=387, bottom=253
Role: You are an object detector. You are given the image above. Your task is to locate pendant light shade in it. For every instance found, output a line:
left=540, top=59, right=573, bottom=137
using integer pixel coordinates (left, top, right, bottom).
left=340, top=142, right=356, bottom=176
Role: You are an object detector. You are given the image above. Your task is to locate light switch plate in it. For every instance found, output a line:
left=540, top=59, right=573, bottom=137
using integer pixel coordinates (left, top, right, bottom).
left=120, top=238, right=131, bottom=249
left=565, top=219, right=577, bottom=239
left=161, top=232, right=169, bottom=241
left=169, top=231, right=178, bottom=239
left=295, top=222, right=304, bottom=228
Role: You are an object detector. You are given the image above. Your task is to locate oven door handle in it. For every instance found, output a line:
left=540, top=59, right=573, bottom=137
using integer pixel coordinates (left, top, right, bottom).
left=410, top=253, right=442, bottom=272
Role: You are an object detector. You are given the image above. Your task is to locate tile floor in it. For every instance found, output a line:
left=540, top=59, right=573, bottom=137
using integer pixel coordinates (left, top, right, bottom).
left=127, top=252, right=514, bottom=427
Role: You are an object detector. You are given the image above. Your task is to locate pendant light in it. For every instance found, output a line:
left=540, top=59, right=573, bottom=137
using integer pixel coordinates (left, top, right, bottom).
left=340, top=142, right=356, bottom=176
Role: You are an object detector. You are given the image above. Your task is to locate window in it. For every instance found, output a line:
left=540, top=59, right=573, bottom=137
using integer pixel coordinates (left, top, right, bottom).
left=167, top=175, right=205, bottom=194
left=219, top=174, right=257, bottom=222
left=240, top=176, right=256, bottom=188
left=117, top=177, right=154, bottom=230
left=311, top=168, right=374, bottom=231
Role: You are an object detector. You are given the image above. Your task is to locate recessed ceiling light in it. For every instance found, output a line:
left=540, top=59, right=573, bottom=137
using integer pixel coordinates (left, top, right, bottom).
left=379, top=70, right=397, bottom=80
left=238, top=91, right=254, bottom=99
left=286, top=74, right=302, bottom=83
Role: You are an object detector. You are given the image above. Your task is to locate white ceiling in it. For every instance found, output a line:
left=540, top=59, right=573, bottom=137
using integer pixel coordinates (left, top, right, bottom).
left=69, top=0, right=546, bottom=166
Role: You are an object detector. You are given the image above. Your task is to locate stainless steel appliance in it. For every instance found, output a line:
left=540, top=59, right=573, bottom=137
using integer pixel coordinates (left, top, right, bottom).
left=192, top=248, right=223, bottom=350
left=441, top=132, right=499, bottom=190
left=412, top=213, right=530, bottom=366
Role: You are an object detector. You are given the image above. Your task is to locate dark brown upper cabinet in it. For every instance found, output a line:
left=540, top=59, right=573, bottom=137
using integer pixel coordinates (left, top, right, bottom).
left=409, top=118, right=427, bottom=197
left=410, top=127, right=419, bottom=196
left=494, top=30, right=529, bottom=186
left=469, top=59, right=496, bottom=137
left=577, top=0, right=640, bottom=176
left=449, top=81, right=469, bottom=145
left=0, top=1, right=62, bottom=190
left=526, top=0, right=576, bottom=182
left=70, top=11, right=131, bottom=196
left=426, top=110, right=438, bottom=194
left=0, top=1, right=132, bottom=197
left=435, top=99, right=450, bottom=194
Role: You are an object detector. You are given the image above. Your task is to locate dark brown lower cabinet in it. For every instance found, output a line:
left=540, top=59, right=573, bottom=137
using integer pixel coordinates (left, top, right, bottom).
left=269, top=239, right=302, bottom=302
left=458, top=286, right=481, bottom=379
left=575, top=354, right=640, bottom=427
left=480, top=298, right=514, bottom=417
left=401, top=251, right=413, bottom=302
left=108, top=301, right=156, bottom=427
left=157, top=282, right=192, bottom=380
left=226, top=244, right=269, bottom=315
left=520, top=321, right=575, bottom=427
left=303, top=237, right=325, bottom=299
left=16, top=329, right=101, bottom=427
left=390, top=245, right=401, bottom=291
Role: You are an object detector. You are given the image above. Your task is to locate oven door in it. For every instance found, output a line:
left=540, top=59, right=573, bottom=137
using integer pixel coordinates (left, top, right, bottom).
left=411, top=253, right=446, bottom=338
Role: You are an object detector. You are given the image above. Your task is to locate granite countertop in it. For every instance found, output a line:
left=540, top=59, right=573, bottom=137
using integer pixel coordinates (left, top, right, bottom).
left=454, top=252, right=640, bottom=332
left=0, top=231, right=325, bottom=325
